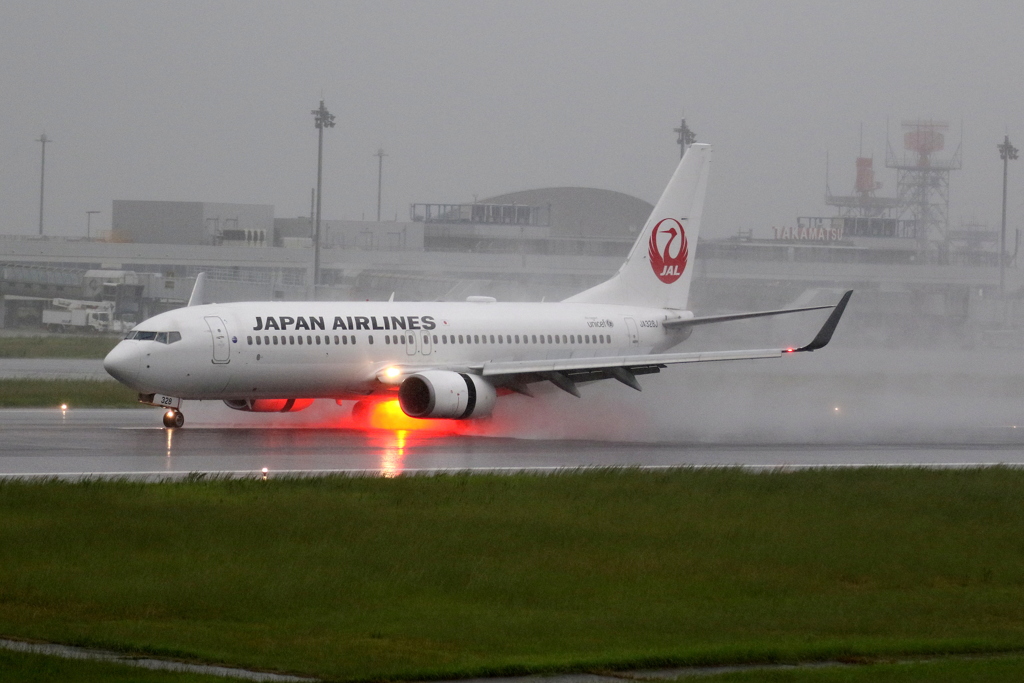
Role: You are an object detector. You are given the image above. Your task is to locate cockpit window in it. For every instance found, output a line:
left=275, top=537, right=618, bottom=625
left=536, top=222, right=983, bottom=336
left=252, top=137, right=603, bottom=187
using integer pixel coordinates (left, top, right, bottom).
left=125, top=330, right=181, bottom=343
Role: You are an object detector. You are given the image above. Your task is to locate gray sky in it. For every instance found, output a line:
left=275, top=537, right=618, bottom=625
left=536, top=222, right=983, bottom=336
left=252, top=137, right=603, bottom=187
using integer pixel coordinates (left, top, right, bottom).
left=2, top=0, right=1022, bottom=240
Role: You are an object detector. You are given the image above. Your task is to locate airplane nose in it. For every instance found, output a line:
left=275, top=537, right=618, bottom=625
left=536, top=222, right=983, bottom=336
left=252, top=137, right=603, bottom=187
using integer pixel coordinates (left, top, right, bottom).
left=103, top=342, right=141, bottom=387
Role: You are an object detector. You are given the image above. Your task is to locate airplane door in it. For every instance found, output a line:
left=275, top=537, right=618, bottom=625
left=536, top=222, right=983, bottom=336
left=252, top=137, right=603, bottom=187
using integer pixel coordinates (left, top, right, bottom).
left=204, top=316, right=231, bottom=363
left=405, top=331, right=417, bottom=356
left=624, top=317, right=640, bottom=347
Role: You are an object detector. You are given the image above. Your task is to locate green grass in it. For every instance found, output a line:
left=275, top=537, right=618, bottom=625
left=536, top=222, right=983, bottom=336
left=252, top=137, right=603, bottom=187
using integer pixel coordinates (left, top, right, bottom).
left=0, top=336, right=119, bottom=359
left=1, top=469, right=1024, bottom=681
left=0, top=379, right=139, bottom=408
left=0, top=648, right=228, bottom=683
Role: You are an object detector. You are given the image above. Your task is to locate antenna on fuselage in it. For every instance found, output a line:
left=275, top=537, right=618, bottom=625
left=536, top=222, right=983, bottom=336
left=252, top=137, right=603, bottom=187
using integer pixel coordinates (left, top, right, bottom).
left=187, top=272, right=207, bottom=307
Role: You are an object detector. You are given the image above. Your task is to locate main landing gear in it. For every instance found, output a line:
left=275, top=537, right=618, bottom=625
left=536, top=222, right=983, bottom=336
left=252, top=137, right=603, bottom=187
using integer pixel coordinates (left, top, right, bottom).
left=163, top=409, right=185, bottom=429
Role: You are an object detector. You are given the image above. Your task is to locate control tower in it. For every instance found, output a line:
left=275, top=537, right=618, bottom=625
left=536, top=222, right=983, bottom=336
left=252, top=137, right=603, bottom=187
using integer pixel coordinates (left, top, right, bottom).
left=886, top=120, right=962, bottom=250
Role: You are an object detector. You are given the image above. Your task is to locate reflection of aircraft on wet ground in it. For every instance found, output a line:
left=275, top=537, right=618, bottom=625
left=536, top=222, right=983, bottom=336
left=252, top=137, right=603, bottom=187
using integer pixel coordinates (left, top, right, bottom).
left=103, top=144, right=852, bottom=429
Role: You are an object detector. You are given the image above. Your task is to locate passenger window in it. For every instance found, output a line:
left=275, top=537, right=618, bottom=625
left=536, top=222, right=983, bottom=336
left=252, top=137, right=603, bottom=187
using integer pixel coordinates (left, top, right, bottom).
left=433, top=335, right=438, bottom=344
left=531, top=335, right=537, bottom=344
left=489, top=335, right=495, bottom=344
left=547, top=335, right=553, bottom=344
left=316, top=336, right=320, bottom=345
left=562, top=335, right=567, bottom=344
left=515, top=335, right=520, bottom=343
left=350, top=335, right=356, bottom=344
left=385, top=335, right=391, bottom=345
left=298, top=336, right=303, bottom=345
left=342, top=336, right=348, bottom=345
left=273, top=336, right=278, bottom=345
left=368, top=335, right=374, bottom=344
left=248, top=336, right=253, bottom=345
left=256, top=336, right=261, bottom=345
left=307, top=336, right=312, bottom=345
left=458, top=335, right=464, bottom=343
left=264, top=336, right=269, bottom=345
left=334, top=336, right=340, bottom=344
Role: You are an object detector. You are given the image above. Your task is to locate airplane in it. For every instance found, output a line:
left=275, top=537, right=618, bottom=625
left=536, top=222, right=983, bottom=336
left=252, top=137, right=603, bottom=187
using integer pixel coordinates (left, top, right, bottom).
left=103, top=143, right=852, bottom=429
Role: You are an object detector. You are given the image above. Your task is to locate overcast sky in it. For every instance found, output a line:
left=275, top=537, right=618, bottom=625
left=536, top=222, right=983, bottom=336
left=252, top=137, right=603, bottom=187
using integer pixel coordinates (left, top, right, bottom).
left=2, top=0, right=1022, bottom=240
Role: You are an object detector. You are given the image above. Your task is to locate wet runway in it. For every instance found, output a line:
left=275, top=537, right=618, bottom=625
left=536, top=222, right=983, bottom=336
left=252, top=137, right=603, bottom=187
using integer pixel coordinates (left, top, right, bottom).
left=4, top=406, right=1024, bottom=479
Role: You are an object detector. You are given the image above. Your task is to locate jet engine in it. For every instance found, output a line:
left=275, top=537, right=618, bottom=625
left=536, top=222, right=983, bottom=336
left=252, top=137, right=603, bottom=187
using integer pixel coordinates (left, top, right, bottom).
left=223, top=398, right=314, bottom=413
left=398, top=371, right=496, bottom=419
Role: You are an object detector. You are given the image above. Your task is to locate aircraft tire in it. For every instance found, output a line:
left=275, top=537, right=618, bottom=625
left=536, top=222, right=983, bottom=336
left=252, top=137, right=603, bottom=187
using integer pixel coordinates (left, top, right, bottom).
left=163, top=409, right=185, bottom=429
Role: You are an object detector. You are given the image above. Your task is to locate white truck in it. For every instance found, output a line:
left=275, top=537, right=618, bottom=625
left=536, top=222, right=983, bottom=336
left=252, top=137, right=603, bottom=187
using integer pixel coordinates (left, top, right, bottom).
left=42, top=299, right=132, bottom=334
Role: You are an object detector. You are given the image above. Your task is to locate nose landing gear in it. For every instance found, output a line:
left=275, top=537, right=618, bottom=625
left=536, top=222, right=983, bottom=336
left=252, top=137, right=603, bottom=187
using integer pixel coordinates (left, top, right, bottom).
left=163, top=409, right=185, bottom=429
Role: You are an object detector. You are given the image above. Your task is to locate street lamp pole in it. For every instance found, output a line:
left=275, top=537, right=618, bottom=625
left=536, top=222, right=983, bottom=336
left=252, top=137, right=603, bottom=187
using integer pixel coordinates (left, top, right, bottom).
left=374, top=148, right=388, bottom=222
left=37, top=133, right=51, bottom=236
left=999, top=134, right=1018, bottom=298
left=86, top=211, right=100, bottom=240
left=312, top=100, right=336, bottom=300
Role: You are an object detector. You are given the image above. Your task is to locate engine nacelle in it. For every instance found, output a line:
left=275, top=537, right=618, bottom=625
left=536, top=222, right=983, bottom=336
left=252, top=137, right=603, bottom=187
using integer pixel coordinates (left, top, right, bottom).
left=398, top=371, right=496, bottom=419
left=223, top=398, right=314, bottom=413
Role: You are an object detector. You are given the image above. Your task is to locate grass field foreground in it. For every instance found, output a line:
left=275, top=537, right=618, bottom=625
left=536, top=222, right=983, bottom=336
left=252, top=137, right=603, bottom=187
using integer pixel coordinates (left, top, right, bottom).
left=1, top=469, right=1024, bottom=681
left=0, top=335, right=118, bottom=359
left=0, top=379, right=139, bottom=408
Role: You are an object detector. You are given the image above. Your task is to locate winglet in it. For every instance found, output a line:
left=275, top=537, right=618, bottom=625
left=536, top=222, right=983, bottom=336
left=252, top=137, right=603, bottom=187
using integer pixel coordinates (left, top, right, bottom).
left=794, top=290, right=852, bottom=352
left=187, top=272, right=207, bottom=307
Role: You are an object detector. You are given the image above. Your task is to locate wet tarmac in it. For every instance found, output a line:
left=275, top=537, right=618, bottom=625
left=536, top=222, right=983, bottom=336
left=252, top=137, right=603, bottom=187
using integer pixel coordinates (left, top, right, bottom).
left=4, top=407, right=1024, bottom=479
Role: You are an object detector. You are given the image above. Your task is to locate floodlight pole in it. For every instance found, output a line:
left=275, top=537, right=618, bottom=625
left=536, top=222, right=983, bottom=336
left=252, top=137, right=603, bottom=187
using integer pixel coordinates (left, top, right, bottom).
left=999, top=135, right=1018, bottom=298
left=312, top=100, right=335, bottom=300
left=674, top=118, right=696, bottom=159
left=374, top=148, right=388, bottom=222
left=37, top=133, right=50, bottom=236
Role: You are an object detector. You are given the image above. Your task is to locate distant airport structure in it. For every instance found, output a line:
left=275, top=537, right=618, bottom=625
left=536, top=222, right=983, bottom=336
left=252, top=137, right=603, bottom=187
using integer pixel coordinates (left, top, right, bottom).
left=0, top=119, right=1020, bottom=346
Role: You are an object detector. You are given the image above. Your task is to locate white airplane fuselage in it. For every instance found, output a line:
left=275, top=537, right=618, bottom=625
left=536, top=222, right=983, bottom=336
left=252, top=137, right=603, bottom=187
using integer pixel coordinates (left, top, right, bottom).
left=104, top=300, right=689, bottom=400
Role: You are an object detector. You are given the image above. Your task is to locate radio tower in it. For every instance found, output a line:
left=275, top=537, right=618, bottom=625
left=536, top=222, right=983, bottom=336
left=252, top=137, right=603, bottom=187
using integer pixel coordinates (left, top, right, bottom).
left=886, top=120, right=962, bottom=252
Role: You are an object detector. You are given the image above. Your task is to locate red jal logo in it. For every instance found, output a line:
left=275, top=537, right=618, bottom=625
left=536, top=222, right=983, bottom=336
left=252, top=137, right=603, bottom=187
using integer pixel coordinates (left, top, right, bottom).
left=648, top=218, right=688, bottom=283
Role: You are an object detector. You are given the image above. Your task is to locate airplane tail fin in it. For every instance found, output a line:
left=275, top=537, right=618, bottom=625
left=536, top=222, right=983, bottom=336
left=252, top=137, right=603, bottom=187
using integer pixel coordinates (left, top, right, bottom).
left=564, top=143, right=711, bottom=310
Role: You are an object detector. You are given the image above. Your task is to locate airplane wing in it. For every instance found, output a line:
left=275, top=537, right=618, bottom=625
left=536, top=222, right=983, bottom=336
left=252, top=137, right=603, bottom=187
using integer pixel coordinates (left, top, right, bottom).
left=662, top=303, right=835, bottom=329
left=379, top=291, right=852, bottom=397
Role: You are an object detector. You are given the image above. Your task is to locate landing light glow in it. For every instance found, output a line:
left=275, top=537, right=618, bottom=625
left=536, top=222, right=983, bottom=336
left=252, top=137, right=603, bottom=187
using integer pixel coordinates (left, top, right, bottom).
left=383, top=366, right=402, bottom=379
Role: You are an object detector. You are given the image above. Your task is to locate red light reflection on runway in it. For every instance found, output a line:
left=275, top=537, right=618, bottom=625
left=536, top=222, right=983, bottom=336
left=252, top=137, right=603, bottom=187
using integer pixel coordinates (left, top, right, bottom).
left=360, top=399, right=469, bottom=435
left=376, top=429, right=407, bottom=477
